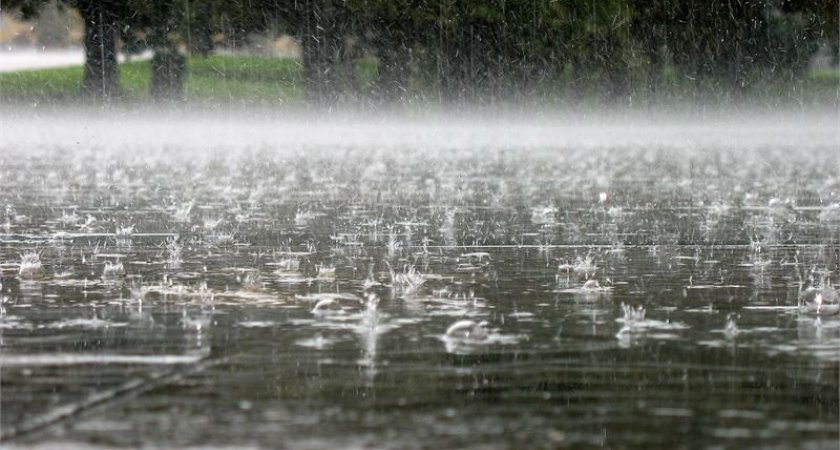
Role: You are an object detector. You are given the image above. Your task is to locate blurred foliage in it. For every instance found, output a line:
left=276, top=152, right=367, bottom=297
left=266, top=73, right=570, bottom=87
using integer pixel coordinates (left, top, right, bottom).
left=3, top=0, right=839, bottom=105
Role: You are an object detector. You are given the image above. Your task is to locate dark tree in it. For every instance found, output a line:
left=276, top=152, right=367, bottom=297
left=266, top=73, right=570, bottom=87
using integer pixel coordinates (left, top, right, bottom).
left=77, top=0, right=123, bottom=100
left=6, top=0, right=839, bottom=105
left=8, top=0, right=124, bottom=101
left=299, top=0, right=340, bottom=104
left=125, top=0, right=189, bottom=101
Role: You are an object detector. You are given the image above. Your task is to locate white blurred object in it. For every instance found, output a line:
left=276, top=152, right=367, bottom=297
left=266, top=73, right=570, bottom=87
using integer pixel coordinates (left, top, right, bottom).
left=0, top=46, right=150, bottom=72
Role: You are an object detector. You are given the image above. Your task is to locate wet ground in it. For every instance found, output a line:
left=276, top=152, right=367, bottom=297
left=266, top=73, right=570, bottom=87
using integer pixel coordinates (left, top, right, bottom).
left=1, top=111, right=839, bottom=449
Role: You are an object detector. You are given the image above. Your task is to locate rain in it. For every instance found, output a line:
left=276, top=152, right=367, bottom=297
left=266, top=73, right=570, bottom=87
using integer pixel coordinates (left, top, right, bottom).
left=1, top=1, right=839, bottom=449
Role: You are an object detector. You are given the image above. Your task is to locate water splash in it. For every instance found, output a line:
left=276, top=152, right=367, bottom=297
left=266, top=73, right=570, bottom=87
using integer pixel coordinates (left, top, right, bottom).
left=165, top=236, right=183, bottom=269
left=724, top=313, right=740, bottom=339
left=102, top=260, right=124, bottom=279
left=444, top=319, right=489, bottom=341
left=18, top=251, right=42, bottom=279
left=388, top=263, right=426, bottom=295
left=621, top=303, right=646, bottom=324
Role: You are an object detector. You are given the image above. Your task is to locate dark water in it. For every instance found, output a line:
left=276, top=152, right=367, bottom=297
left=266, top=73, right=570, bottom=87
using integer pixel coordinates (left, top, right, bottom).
left=1, top=113, right=839, bottom=449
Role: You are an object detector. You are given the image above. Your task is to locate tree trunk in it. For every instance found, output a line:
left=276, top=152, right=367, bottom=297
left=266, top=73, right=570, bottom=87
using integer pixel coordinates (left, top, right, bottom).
left=440, top=23, right=468, bottom=104
left=190, top=3, right=215, bottom=56
left=646, top=41, right=663, bottom=101
left=151, top=48, right=187, bottom=101
left=79, top=1, right=120, bottom=101
left=604, top=32, right=628, bottom=103
left=375, top=30, right=409, bottom=103
left=148, top=3, right=187, bottom=102
left=301, top=0, right=338, bottom=106
left=302, top=36, right=334, bottom=105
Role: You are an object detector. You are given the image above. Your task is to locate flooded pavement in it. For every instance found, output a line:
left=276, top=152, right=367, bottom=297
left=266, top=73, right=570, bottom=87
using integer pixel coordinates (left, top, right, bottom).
left=1, top=111, right=839, bottom=449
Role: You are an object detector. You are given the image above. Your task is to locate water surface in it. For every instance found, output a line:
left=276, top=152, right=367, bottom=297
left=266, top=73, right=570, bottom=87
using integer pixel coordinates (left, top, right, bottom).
left=1, top=111, right=839, bottom=449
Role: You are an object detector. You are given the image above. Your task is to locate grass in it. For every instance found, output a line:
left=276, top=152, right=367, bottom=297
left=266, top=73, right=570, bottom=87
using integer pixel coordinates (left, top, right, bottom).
left=188, top=55, right=304, bottom=104
left=0, top=64, right=88, bottom=102
left=0, top=55, right=309, bottom=105
left=0, top=54, right=837, bottom=108
left=810, top=69, right=840, bottom=84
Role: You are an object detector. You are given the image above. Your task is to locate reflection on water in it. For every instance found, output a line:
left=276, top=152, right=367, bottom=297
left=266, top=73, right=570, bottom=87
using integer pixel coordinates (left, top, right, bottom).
left=1, top=115, right=839, bottom=448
